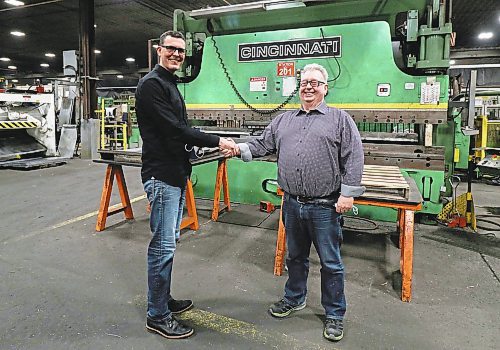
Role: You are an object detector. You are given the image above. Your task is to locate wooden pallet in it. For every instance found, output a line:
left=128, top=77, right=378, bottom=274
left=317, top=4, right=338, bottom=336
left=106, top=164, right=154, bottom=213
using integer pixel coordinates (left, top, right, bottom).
left=361, top=165, right=409, bottom=200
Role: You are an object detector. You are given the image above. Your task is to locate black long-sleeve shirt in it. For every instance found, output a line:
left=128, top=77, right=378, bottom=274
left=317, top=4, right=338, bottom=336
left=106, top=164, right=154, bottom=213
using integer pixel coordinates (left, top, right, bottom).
left=136, top=64, right=219, bottom=187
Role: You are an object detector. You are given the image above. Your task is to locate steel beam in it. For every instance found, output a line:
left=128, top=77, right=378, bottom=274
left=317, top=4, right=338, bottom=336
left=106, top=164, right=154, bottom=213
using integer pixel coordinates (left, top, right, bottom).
left=79, top=0, right=97, bottom=120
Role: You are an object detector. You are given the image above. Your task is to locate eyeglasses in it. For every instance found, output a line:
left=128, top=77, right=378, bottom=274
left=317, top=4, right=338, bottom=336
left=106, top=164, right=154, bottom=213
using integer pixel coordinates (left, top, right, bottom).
left=160, top=45, right=185, bottom=55
left=300, top=80, right=326, bottom=88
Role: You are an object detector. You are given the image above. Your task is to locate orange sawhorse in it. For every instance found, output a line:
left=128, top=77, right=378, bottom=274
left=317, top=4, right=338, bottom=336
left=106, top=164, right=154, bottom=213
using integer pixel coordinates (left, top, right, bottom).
left=211, top=158, right=231, bottom=221
left=183, top=158, right=230, bottom=227
left=95, top=159, right=230, bottom=232
left=273, top=195, right=421, bottom=302
left=180, top=178, right=199, bottom=230
left=96, top=164, right=134, bottom=231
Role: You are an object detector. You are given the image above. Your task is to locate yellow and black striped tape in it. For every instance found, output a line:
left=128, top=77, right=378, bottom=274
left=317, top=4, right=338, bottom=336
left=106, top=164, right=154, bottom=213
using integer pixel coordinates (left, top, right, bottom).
left=0, top=121, right=38, bottom=129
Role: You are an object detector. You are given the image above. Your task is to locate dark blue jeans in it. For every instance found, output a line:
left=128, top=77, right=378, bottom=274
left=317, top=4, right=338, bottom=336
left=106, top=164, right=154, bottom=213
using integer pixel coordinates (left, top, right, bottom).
left=282, top=194, right=346, bottom=320
left=143, top=177, right=186, bottom=320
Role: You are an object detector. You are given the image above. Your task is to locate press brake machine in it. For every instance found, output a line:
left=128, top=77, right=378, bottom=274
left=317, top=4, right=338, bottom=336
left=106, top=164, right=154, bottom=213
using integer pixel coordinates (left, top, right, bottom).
left=166, top=0, right=470, bottom=221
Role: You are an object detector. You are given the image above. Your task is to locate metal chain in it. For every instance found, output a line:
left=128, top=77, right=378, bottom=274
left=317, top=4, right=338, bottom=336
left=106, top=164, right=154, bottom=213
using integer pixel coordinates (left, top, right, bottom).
left=211, top=36, right=299, bottom=116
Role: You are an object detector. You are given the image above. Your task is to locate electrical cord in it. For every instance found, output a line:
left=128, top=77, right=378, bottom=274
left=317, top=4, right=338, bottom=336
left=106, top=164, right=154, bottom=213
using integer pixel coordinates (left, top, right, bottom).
left=319, top=28, right=341, bottom=84
left=342, top=216, right=379, bottom=231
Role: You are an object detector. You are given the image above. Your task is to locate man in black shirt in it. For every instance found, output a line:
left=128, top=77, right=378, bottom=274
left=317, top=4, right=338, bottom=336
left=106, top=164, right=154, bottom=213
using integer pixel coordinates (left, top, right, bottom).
left=136, top=30, right=235, bottom=339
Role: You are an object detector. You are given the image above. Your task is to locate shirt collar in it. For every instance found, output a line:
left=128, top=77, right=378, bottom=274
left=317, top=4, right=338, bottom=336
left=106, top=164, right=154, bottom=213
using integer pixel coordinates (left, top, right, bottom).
left=154, top=64, right=178, bottom=83
left=297, top=101, right=328, bottom=115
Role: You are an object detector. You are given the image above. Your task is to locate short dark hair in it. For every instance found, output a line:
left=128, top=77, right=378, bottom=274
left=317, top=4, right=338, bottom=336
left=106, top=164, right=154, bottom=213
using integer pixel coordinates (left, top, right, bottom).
left=159, top=30, right=185, bottom=45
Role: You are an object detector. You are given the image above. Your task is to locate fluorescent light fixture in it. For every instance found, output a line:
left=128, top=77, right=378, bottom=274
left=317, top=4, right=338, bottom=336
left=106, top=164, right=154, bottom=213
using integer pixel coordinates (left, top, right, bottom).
left=8, top=65, right=17, bottom=69
left=40, top=63, right=49, bottom=67
left=117, top=75, right=124, bottom=79
left=5, top=0, right=25, bottom=6
left=45, top=53, right=55, bottom=58
left=94, top=49, right=101, bottom=54
left=478, top=32, right=493, bottom=39
left=449, top=60, right=456, bottom=65
left=152, top=44, right=159, bottom=48
left=0, top=57, right=11, bottom=61
left=125, top=57, right=135, bottom=62
left=10, top=31, right=25, bottom=36
left=11, top=79, right=19, bottom=83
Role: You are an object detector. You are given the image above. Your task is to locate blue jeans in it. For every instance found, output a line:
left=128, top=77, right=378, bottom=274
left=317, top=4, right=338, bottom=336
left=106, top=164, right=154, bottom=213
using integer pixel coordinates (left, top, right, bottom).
left=282, top=194, right=346, bottom=320
left=143, top=177, right=186, bottom=320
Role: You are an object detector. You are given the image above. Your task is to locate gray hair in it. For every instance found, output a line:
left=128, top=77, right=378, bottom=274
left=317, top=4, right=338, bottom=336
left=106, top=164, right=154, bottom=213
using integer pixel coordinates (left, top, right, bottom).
left=301, top=63, right=328, bottom=82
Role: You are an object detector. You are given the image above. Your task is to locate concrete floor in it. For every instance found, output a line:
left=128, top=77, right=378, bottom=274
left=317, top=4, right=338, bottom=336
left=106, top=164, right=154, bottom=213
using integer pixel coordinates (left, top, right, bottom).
left=0, top=159, right=498, bottom=350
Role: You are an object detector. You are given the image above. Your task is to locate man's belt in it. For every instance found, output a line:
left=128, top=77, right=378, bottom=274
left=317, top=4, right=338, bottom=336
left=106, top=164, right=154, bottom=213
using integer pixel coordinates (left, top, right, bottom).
left=288, top=193, right=340, bottom=206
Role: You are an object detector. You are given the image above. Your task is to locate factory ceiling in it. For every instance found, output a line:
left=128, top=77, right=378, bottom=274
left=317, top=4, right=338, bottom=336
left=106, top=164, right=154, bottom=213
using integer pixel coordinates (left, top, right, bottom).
left=0, top=0, right=499, bottom=81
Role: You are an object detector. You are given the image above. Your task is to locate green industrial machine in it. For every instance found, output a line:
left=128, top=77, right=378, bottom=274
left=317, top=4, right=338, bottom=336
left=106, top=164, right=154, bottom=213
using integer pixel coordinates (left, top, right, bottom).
left=170, top=0, right=471, bottom=221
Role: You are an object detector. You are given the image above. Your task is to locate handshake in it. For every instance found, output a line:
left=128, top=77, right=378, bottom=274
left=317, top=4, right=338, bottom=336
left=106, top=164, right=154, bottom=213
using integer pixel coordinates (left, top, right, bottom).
left=218, top=137, right=241, bottom=158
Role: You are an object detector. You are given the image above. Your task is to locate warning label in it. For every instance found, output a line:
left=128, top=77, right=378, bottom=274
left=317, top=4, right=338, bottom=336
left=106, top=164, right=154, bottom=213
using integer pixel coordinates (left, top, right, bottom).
left=250, top=77, right=267, bottom=92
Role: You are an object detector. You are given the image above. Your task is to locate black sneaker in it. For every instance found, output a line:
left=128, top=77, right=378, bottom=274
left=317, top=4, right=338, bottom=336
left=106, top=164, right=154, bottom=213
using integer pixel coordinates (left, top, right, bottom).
left=323, top=318, right=344, bottom=341
left=168, top=298, right=193, bottom=315
left=268, top=298, right=306, bottom=318
left=146, top=315, right=194, bottom=339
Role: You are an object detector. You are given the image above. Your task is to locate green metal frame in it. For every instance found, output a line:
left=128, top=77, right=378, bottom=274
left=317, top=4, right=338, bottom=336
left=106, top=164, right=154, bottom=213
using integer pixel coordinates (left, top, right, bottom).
left=174, top=1, right=458, bottom=221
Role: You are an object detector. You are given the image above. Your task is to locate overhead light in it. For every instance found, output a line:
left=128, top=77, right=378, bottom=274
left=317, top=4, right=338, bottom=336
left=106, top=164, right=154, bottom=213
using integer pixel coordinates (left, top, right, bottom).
left=5, top=0, right=24, bottom=6
left=449, top=60, right=456, bottom=65
left=117, top=75, right=124, bottom=79
left=10, top=31, right=25, bottom=37
left=0, top=57, right=11, bottom=61
left=40, top=63, right=49, bottom=67
left=478, top=32, right=493, bottom=40
left=152, top=44, right=159, bottom=48
left=45, top=53, right=55, bottom=58
left=11, top=79, right=19, bottom=83
left=94, top=49, right=101, bottom=54
left=125, top=57, right=135, bottom=62
left=94, top=24, right=97, bottom=28
left=8, top=65, right=17, bottom=70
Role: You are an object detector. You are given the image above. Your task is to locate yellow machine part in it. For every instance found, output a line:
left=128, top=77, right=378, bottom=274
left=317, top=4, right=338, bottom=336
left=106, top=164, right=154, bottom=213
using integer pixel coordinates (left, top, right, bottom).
left=453, top=148, right=460, bottom=163
left=437, top=192, right=476, bottom=230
